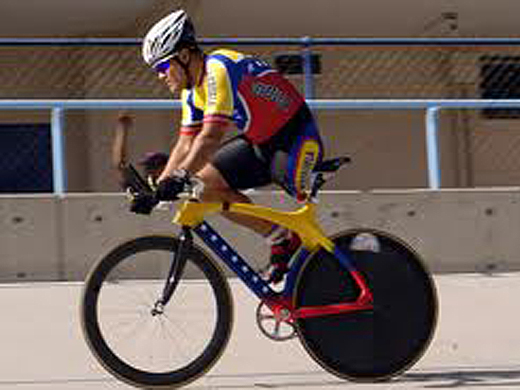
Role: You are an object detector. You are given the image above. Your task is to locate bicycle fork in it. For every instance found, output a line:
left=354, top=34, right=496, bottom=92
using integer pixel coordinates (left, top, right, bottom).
left=152, top=226, right=192, bottom=316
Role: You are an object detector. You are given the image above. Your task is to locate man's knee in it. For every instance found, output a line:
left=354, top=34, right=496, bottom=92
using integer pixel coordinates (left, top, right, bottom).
left=196, top=164, right=231, bottom=190
left=195, top=164, right=246, bottom=203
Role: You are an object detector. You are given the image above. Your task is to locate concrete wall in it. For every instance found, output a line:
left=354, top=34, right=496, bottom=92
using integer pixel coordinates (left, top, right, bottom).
left=2, top=190, right=520, bottom=282
left=4, top=0, right=520, bottom=38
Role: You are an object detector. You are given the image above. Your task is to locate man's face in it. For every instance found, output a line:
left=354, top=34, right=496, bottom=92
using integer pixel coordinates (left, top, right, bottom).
left=156, top=50, right=190, bottom=94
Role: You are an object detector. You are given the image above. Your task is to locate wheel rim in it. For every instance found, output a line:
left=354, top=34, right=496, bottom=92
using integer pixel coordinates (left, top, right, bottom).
left=81, top=237, right=233, bottom=387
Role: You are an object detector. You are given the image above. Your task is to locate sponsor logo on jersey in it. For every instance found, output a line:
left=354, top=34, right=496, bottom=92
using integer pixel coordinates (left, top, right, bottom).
left=207, top=72, right=218, bottom=107
left=251, top=82, right=291, bottom=110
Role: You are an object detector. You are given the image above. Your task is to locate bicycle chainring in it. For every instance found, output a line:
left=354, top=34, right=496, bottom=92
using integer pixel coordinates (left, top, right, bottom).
left=255, top=301, right=297, bottom=341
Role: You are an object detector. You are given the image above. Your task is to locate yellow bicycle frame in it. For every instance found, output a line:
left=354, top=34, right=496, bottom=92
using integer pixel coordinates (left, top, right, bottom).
left=173, top=200, right=335, bottom=253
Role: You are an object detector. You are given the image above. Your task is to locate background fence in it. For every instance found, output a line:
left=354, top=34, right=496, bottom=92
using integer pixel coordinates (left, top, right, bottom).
left=3, top=38, right=520, bottom=193
left=3, top=37, right=520, bottom=99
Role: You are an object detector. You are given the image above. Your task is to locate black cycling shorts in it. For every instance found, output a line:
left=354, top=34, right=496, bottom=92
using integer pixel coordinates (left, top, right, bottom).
left=212, top=105, right=324, bottom=198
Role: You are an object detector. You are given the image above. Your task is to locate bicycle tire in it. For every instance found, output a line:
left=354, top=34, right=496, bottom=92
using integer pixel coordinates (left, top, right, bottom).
left=294, top=229, right=437, bottom=382
left=80, top=235, right=233, bottom=389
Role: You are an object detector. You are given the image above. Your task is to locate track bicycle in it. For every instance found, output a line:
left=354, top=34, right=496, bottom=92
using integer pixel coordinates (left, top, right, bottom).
left=80, top=156, right=438, bottom=389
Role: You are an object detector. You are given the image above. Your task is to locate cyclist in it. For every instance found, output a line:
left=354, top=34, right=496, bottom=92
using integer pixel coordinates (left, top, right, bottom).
left=132, top=9, right=324, bottom=283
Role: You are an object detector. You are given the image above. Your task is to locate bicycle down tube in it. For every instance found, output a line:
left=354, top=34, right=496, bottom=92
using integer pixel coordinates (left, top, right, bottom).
left=194, top=221, right=277, bottom=299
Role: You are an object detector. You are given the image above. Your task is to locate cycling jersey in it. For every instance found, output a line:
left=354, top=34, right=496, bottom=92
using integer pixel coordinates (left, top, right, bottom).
left=181, top=49, right=305, bottom=144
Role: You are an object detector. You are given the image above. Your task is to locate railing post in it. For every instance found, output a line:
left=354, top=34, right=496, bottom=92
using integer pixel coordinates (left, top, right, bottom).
left=301, top=36, right=315, bottom=100
left=425, top=106, right=441, bottom=189
left=51, top=107, right=67, bottom=195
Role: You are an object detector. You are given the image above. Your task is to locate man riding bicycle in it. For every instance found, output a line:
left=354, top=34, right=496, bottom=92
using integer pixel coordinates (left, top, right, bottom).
left=132, top=9, right=324, bottom=283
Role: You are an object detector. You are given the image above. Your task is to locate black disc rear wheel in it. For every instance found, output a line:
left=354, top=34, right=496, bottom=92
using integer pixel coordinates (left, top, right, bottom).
left=295, top=229, right=437, bottom=382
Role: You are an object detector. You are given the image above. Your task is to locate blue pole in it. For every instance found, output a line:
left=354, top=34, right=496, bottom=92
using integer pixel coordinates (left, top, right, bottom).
left=301, top=36, right=314, bottom=100
left=426, top=107, right=441, bottom=189
left=51, top=108, right=67, bottom=195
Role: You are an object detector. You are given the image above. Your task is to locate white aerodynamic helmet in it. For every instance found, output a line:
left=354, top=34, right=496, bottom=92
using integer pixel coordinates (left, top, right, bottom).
left=142, top=9, right=197, bottom=68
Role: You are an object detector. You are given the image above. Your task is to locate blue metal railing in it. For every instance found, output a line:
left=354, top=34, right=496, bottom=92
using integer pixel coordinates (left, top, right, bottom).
left=2, top=98, right=520, bottom=194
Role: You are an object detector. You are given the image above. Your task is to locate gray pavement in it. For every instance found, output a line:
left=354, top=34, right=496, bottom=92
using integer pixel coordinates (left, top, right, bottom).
left=0, top=273, right=519, bottom=389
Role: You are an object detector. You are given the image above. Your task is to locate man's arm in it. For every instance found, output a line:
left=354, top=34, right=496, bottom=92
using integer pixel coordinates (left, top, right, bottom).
left=112, top=112, right=132, bottom=170
left=158, top=120, right=230, bottom=183
left=176, top=121, right=229, bottom=175
left=158, top=126, right=200, bottom=182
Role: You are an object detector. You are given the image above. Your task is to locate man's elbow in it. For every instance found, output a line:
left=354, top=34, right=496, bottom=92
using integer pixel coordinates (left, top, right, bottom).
left=199, top=123, right=228, bottom=147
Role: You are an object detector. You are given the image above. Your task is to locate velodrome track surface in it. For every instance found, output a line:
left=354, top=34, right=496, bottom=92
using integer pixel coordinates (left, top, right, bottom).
left=0, top=273, right=519, bottom=389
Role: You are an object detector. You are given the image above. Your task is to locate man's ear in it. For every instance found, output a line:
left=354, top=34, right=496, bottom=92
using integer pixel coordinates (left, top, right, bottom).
left=178, top=48, right=191, bottom=65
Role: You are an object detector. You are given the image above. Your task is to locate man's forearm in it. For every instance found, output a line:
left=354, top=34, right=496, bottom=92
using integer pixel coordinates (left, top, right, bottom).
left=178, top=134, right=221, bottom=175
left=159, top=122, right=227, bottom=180
left=158, top=134, right=194, bottom=181
left=112, top=117, right=131, bottom=169
left=160, top=144, right=189, bottom=179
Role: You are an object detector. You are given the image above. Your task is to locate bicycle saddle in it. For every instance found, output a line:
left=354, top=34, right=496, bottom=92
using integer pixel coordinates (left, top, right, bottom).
left=313, top=156, right=351, bottom=173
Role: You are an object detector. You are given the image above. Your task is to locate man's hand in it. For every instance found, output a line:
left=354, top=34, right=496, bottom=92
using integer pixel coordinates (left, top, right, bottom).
left=129, top=192, right=159, bottom=215
left=155, top=171, right=191, bottom=201
left=117, top=111, right=134, bottom=127
left=127, top=170, right=190, bottom=215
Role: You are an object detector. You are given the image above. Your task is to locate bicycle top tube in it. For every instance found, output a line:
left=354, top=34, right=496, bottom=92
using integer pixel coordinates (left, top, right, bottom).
left=173, top=200, right=334, bottom=252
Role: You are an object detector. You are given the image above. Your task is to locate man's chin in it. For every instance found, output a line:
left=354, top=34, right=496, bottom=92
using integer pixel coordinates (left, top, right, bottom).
left=168, top=85, right=179, bottom=94
left=170, top=84, right=189, bottom=95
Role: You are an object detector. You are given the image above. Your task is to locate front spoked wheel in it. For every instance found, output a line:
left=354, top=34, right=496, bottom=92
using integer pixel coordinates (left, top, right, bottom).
left=295, top=229, right=437, bottom=382
left=80, top=236, right=233, bottom=389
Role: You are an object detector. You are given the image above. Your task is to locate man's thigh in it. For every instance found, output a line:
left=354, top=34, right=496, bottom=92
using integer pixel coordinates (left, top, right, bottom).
left=197, top=163, right=255, bottom=204
left=209, top=136, right=272, bottom=190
